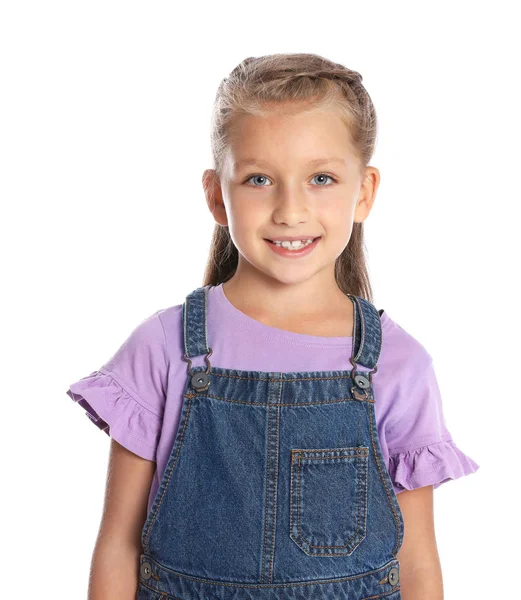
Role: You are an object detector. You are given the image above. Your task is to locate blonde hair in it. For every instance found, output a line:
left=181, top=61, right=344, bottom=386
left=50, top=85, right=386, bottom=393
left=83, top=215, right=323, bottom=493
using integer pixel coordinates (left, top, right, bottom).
left=202, top=52, right=378, bottom=302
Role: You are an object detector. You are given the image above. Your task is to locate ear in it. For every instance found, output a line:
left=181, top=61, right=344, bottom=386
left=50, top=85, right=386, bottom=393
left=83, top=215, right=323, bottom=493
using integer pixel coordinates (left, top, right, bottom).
left=353, top=167, right=380, bottom=224
left=202, top=169, right=228, bottom=227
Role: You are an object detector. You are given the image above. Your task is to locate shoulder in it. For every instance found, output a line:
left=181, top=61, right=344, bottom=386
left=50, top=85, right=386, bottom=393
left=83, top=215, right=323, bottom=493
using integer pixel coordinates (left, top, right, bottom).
left=123, top=302, right=184, bottom=348
left=378, top=310, right=433, bottom=375
left=154, top=303, right=184, bottom=353
left=375, top=310, right=441, bottom=437
left=105, top=308, right=172, bottom=365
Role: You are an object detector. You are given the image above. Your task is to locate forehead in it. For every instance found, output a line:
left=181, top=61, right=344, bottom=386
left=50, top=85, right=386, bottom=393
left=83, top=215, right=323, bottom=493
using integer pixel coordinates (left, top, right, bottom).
left=226, top=109, right=356, bottom=171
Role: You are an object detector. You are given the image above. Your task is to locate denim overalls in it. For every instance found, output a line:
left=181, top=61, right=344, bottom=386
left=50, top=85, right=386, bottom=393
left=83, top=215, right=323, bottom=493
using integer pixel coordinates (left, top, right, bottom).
left=137, top=285, right=404, bottom=600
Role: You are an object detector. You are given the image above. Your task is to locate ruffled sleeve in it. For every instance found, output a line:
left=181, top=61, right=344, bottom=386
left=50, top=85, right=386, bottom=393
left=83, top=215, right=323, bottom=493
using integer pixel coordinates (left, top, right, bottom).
left=66, top=310, right=168, bottom=461
left=388, top=438, right=480, bottom=494
left=385, top=356, right=480, bottom=494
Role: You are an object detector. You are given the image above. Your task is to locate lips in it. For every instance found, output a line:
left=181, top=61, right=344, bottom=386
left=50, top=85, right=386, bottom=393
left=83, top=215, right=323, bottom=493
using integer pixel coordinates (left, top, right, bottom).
left=264, top=236, right=321, bottom=258
left=265, top=237, right=320, bottom=243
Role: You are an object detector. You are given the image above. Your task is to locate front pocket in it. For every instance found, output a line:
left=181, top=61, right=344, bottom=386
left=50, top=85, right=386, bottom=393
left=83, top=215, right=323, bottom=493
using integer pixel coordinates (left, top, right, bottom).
left=136, top=581, right=170, bottom=599
left=289, top=446, right=369, bottom=556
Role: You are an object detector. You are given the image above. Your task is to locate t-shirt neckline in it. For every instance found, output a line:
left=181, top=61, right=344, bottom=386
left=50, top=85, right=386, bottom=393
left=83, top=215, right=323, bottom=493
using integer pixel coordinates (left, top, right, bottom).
left=211, top=282, right=388, bottom=348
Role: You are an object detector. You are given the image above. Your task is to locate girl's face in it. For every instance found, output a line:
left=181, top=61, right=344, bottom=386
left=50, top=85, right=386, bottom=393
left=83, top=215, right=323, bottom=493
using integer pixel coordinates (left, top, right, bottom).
left=204, top=106, right=379, bottom=287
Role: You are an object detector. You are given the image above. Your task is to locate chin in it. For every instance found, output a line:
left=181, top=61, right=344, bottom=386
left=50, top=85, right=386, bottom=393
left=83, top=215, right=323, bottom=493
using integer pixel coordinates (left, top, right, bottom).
left=262, top=266, right=327, bottom=287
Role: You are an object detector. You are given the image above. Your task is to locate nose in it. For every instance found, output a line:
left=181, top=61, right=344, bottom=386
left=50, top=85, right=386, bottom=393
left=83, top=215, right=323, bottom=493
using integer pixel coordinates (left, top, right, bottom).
left=272, top=187, right=310, bottom=227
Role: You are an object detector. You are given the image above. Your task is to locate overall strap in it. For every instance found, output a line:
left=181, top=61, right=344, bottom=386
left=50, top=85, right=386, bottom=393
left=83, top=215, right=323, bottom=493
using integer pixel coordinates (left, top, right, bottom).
left=183, top=285, right=211, bottom=359
left=348, top=295, right=383, bottom=371
left=182, top=286, right=384, bottom=371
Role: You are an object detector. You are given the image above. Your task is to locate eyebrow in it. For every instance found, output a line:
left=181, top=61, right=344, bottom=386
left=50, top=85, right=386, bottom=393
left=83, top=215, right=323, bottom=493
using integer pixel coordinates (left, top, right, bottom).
left=233, top=157, right=346, bottom=169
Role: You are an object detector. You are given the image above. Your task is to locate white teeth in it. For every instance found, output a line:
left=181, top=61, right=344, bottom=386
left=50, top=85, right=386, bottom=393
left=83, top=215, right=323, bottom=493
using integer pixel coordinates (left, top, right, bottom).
left=272, top=238, right=314, bottom=249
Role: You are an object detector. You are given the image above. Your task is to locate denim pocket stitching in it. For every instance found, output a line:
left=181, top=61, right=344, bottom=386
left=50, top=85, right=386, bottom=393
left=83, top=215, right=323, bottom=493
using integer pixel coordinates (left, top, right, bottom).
left=289, top=447, right=369, bottom=556
left=361, top=585, right=401, bottom=599
left=138, top=580, right=182, bottom=600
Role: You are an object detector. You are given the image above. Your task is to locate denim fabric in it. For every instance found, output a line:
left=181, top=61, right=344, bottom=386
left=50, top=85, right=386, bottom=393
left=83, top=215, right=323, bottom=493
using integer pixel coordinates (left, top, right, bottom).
left=137, top=285, right=404, bottom=599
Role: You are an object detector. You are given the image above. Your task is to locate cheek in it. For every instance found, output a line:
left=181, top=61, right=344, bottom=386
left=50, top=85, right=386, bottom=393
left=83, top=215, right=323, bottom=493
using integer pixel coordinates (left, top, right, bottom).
left=317, top=201, right=353, bottom=229
left=229, top=199, right=266, bottom=229
left=227, top=204, right=264, bottom=245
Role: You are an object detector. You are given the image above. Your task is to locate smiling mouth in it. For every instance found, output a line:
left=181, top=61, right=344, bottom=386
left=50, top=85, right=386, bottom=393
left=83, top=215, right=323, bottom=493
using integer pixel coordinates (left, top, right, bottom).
left=263, top=237, right=322, bottom=256
left=265, top=237, right=321, bottom=245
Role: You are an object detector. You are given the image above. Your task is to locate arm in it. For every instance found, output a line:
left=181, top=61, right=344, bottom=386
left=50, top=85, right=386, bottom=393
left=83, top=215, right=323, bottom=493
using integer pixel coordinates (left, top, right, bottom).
left=396, top=485, right=444, bottom=599
left=88, top=439, right=156, bottom=600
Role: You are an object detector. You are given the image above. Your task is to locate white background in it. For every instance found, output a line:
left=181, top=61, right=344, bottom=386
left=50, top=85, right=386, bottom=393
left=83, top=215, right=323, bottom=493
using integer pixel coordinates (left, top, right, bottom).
left=1, top=1, right=519, bottom=598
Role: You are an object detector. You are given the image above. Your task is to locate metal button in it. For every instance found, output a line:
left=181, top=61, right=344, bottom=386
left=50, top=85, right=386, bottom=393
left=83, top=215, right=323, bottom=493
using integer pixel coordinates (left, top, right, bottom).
left=388, top=566, right=399, bottom=585
left=191, top=371, right=210, bottom=391
left=354, top=374, right=370, bottom=389
left=140, top=561, right=153, bottom=580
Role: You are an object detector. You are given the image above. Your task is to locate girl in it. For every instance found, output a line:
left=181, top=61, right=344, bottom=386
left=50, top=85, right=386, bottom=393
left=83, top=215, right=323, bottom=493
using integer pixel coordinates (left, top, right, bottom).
left=66, top=53, right=479, bottom=600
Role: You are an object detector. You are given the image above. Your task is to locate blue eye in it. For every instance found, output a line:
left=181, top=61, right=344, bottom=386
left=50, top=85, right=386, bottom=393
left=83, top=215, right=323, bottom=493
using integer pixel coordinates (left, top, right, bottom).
left=246, top=174, right=271, bottom=187
left=244, top=173, right=337, bottom=187
left=311, top=174, right=336, bottom=186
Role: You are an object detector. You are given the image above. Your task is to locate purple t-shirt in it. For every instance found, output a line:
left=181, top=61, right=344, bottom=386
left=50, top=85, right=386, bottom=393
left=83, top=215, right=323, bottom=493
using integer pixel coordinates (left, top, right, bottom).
left=67, top=283, right=480, bottom=515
